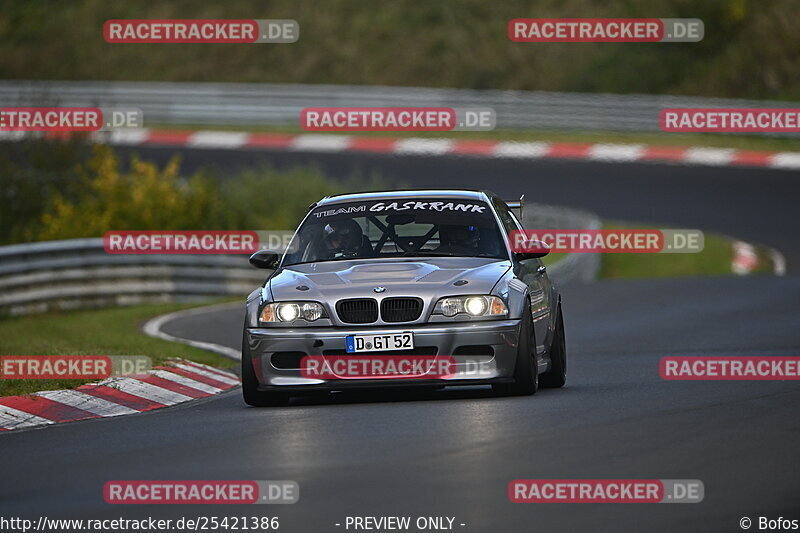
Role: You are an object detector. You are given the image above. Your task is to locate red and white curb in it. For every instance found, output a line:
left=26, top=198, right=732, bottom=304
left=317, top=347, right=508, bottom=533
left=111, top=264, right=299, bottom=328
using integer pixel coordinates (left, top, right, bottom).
left=732, top=241, right=760, bottom=275
left=0, top=359, right=239, bottom=432
left=89, top=129, right=800, bottom=170
left=730, top=241, right=786, bottom=276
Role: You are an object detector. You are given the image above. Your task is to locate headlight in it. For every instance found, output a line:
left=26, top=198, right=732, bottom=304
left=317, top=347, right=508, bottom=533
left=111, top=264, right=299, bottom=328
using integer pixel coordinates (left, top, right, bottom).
left=465, top=296, right=488, bottom=316
left=433, top=295, right=507, bottom=318
left=260, top=302, right=326, bottom=323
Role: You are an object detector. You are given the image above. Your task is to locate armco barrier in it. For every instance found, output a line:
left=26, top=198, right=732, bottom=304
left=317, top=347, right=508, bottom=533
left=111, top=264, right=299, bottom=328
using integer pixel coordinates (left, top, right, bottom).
left=1, top=80, right=798, bottom=136
left=522, top=203, right=601, bottom=285
left=0, top=205, right=600, bottom=316
left=0, top=238, right=264, bottom=316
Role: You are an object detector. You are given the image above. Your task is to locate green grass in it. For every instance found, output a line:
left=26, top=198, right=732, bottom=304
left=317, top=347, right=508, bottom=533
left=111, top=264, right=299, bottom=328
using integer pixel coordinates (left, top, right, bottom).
left=535, top=221, right=776, bottom=278
left=598, top=222, right=775, bottom=279
left=153, top=123, right=800, bottom=153
left=0, top=300, right=237, bottom=397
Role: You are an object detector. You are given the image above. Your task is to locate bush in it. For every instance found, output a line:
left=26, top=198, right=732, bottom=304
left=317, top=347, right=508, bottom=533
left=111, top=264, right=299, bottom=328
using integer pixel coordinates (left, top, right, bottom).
left=35, top=145, right=353, bottom=239
left=0, top=141, right=363, bottom=244
left=0, top=138, right=89, bottom=244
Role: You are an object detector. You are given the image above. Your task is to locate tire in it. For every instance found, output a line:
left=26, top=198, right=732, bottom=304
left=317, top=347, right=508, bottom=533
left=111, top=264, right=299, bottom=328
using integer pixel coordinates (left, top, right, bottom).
left=241, top=334, right=290, bottom=407
left=495, top=305, right=538, bottom=396
left=540, top=304, right=567, bottom=389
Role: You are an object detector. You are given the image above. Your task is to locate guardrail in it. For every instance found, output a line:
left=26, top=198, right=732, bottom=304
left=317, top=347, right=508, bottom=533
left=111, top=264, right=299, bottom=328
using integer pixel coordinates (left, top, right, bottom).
left=0, top=205, right=599, bottom=316
left=1, top=80, right=797, bottom=136
left=0, top=239, right=264, bottom=316
left=523, top=203, right=601, bottom=285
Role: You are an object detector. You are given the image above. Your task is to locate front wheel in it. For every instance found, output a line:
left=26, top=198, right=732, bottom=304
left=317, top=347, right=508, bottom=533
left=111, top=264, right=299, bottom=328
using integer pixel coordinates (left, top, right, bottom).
left=495, top=308, right=538, bottom=396
left=540, top=304, right=567, bottom=388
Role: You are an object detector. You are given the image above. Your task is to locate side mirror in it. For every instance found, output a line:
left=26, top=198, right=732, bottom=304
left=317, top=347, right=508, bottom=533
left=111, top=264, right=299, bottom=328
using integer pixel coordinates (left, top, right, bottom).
left=249, top=250, right=280, bottom=269
left=514, top=239, right=550, bottom=260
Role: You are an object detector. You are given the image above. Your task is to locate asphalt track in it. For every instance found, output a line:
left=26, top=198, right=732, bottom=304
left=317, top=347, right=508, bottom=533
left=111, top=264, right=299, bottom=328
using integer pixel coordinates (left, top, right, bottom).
left=2, top=148, right=799, bottom=532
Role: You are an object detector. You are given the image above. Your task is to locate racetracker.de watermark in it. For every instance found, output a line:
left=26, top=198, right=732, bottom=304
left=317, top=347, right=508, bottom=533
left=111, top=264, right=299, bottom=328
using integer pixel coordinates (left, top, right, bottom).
left=300, top=355, right=497, bottom=380
left=510, top=229, right=704, bottom=253
left=301, top=107, right=496, bottom=132
left=509, top=479, right=704, bottom=503
left=0, top=107, right=142, bottom=131
left=0, top=516, right=280, bottom=532
left=103, top=231, right=297, bottom=254
left=104, top=231, right=258, bottom=254
left=660, top=357, right=800, bottom=380
left=508, top=18, right=703, bottom=42
left=661, top=109, right=800, bottom=133
left=302, top=355, right=470, bottom=380
left=104, top=19, right=298, bottom=43
left=104, top=481, right=298, bottom=504
left=0, top=355, right=151, bottom=379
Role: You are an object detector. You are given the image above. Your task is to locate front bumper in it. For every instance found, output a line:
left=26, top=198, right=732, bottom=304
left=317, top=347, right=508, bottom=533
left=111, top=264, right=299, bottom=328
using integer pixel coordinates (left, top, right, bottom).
left=245, top=320, right=522, bottom=391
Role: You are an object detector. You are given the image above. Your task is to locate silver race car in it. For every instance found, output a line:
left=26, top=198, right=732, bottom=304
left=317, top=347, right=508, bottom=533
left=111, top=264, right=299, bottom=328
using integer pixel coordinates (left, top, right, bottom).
left=242, top=190, right=566, bottom=406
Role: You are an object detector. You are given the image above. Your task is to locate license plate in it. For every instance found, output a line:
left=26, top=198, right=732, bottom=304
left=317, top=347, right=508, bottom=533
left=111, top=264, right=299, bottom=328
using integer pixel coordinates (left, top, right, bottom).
left=345, top=332, right=414, bottom=353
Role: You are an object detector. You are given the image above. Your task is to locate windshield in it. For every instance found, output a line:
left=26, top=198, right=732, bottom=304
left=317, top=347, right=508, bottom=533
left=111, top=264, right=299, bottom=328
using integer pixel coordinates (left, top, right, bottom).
left=283, top=198, right=507, bottom=266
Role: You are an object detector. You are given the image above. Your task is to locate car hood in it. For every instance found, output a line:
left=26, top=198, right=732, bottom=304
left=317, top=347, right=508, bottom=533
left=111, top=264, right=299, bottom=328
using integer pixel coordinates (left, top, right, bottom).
left=269, top=257, right=511, bottom=302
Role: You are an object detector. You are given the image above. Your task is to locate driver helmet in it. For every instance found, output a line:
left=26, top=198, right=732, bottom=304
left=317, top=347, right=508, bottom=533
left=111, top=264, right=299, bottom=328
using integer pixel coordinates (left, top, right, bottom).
left=439, top=224, right=480, bottom=249
left=323, top=219, right=363, bottom=256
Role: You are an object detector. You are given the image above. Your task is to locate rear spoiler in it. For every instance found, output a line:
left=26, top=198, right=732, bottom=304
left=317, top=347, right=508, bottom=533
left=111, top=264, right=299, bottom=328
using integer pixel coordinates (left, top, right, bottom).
left=505, top=194, right=525, bottom=223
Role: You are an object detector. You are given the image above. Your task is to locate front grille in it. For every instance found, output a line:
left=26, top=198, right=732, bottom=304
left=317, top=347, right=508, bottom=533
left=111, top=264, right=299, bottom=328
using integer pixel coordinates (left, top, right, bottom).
left=381, top=297, right=423, bottom=322
left=336, top=298, right=378, bottom=324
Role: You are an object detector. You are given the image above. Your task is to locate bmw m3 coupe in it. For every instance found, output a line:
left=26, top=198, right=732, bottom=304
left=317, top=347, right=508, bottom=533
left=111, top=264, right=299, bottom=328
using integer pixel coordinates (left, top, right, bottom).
left=242, top=189, right=566, bottom=406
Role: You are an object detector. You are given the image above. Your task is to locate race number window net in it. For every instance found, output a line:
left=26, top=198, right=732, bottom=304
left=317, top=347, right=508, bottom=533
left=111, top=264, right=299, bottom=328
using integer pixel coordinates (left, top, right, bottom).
left=283, top=199, right=507, bottom=265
